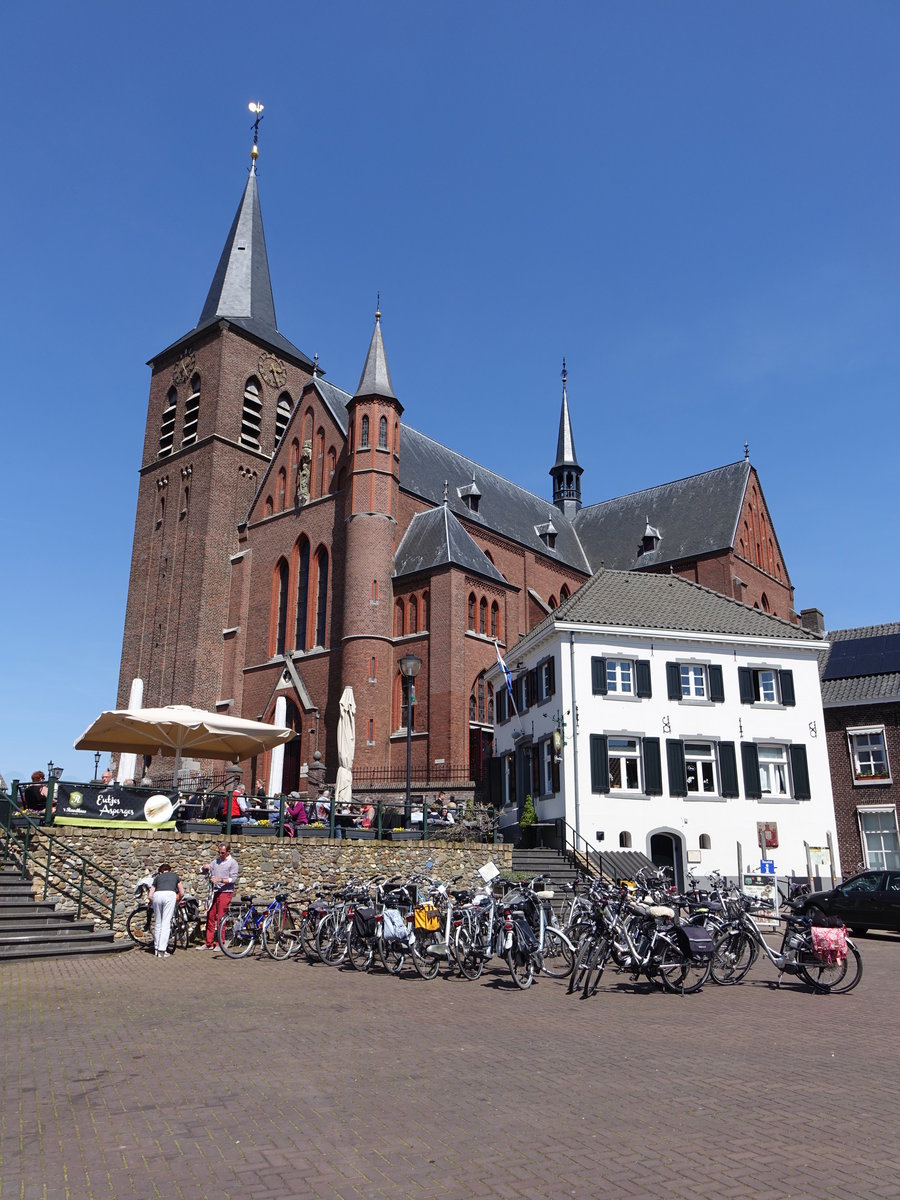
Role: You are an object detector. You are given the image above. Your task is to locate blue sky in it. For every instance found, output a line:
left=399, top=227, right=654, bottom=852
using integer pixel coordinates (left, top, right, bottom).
left=2, top=3, right=898, bottom=786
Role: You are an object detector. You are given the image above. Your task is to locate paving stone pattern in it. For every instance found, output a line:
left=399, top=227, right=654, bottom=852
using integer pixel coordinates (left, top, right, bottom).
left=2, top=935, right=899, bottom=1200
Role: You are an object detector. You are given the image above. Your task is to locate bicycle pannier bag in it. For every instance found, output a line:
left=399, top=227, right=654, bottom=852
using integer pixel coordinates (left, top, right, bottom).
left=381, top=907, right=409, bottom=942
left=810, top=925, right=847, bottom=964
left=513, top=914, right=539, bottom=954
left=414, top=904, right=440, bottom=932
left=353, top=906, right=376, bottom=939
left=674, top=924, right=715, bottom=960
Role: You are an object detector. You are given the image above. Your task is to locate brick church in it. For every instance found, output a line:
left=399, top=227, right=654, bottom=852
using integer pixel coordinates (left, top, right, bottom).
left=116, top=144, right=797, bottom=796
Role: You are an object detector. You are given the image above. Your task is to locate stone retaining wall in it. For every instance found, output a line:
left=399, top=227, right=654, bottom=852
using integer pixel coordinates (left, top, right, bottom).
left=20, top=827, right=513, bottom=937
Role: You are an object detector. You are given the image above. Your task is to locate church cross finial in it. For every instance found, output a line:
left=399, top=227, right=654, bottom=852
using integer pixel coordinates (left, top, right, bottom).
left=313, top=352, right=319, bottom=377
left=744, top=441, right=749, bottom=460
left=248, top=102, right=264, bottom=170
left=375, top=291, right=381, bottom=321
left=561, top=356, right=567, bottom=387
left=443, top=480, right=449, bottom=505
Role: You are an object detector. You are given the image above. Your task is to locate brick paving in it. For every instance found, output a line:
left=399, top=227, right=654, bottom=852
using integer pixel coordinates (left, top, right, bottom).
left=1, top=932, right=899, bottom=1200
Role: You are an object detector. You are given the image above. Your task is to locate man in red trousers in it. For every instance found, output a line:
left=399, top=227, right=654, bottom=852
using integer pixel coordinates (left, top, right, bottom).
left=200, top=842, right=239, bottom=949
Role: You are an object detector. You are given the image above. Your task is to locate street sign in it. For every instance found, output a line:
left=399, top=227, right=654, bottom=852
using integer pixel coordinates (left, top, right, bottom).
left=759, top=860, right=775, bottom=875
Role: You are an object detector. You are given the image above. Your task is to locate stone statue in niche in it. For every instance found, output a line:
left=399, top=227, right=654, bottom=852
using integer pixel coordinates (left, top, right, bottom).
left=295, top=439, right=312, bottom=505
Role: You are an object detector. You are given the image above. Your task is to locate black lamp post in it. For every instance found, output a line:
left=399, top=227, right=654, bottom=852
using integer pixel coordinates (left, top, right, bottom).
left=93, top=752, right=101, bottom=782
left=399, top=653, right=422, bottom=832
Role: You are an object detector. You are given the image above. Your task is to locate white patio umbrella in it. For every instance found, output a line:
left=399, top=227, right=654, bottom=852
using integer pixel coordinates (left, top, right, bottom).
left=74, top=704, right=295, bottom=784
left=334, top=686, right=356, bottom=806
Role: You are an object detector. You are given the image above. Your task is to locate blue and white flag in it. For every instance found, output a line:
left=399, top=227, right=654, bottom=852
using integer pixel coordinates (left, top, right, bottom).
left=495, top=641, right=513, bottom=696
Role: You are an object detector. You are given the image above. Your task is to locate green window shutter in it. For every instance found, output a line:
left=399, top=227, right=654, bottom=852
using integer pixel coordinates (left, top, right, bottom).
left=590, top=735, right=609, bottom=794
left=666, top=662, right=681, bottom=701
left=789, top=744, right=811, bottom=799
left=636, top=660, right=652, bottom=699
left=666, top=739, right=687, bottom=797
left=719, top=742, right=739, bottom=798
left=779, top=669, right=796, bottom=707
left=708, top=664, right=725, bottom=703
left=546, top=658, right=556, bottom=699
left=741, top=742, right=762, bottom=799
left=488, top=756, right=503, bottom=806
left=643, top=737, right=662, bottom=795
left=591, top=657, right=608, bottom=695
left=738, top=667, right=755, bottom=705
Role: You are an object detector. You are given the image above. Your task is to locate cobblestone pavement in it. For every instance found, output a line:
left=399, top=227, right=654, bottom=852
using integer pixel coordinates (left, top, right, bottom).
left=1, top=931, right=899, bottom=1200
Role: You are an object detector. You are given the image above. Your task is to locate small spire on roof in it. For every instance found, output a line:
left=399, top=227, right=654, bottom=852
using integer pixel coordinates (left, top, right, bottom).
left=248, top=101, right=264, bottom=171
left=313, top=352, right=319, bottom=377
left=376, top=291, right=381, bottom=321
left=443, top=480, right=449, bottom=505
left=744, top=441, right=749, bottom=460
left=561, top=356, right=567, bottom=386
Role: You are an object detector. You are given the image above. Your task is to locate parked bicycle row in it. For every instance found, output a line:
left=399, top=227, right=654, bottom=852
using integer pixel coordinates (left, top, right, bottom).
left=127, top=852, right=863, bottom=995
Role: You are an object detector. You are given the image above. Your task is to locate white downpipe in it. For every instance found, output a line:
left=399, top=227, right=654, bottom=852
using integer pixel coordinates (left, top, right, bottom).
left=267, top=696, right=287, bottom=797
left=116, top=678, right=144, bottom=783
left=569, top=632, right=580, bottom=843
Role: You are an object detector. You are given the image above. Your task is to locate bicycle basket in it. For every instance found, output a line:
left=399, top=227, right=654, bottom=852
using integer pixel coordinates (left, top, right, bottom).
left=674, top=924, right=715, bottom=961
left=352, top=906, right=377, bottom=939
left=413, top=904, right=440, bottom=932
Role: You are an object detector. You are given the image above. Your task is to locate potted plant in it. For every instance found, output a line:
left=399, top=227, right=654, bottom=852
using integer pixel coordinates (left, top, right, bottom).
left=519, top=794, right=537, bottom=848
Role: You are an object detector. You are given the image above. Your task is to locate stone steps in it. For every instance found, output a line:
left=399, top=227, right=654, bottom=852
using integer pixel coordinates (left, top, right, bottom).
left=0, top=863, right=130, bottom=961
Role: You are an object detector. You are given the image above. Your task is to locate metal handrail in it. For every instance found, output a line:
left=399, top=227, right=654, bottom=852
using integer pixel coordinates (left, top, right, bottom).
left=0, top=783, right=118, bottom=929
left=555, top=817, right=608, bottom=881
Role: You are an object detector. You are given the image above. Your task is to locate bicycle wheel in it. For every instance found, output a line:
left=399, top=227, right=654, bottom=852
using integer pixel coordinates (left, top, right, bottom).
left=316, top=914, right=349, bottom=966
left=796, top=942, right=848, bottom=992
left=568, top=934, right=594, bottom=995
left=452, top=921, right=485, bottom=981
left=126, top=904, right=154, bottom=948
left=506, top=946, right=535, bottom=990
left=827, top=941, right=863, bottom=994
left=710, top=929, right=757, bottom=985
left=411, top=929, right=441, bottom=979
left=347, top=929, right=375, bottom=971
left=582, top=935, right=611, bottom=997
left=540, top=928, right=574, bottom=978
left=217, top=912, right=257, bottom=958
left=377, top=935, right=408, bottom=974
left=263, top=907, right=300, bottom=961
left=657, top=941, right=711, bottom=994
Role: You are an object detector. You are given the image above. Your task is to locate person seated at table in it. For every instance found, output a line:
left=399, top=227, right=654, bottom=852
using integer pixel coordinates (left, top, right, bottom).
left=354, top=799, right=376, bottom=829
left=315, top=791, right=332, bottom=823
left=440, top=804, right=455, bottom=824
left=284, top=792, right=308, bottom=833
left=22, top=771, right=48, bottom=813
left=267, top=793, right=282, bottom=829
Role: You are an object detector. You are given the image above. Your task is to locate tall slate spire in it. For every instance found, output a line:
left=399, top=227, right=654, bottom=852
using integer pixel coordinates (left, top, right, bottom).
left=198, top=166, right=277, bottom=332
left=354, top=303, right=398, bottom=400
left=550, top=357, right=583, bottom=518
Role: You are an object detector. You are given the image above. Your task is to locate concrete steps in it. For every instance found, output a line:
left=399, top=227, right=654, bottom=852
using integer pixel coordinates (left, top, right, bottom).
left=0, top=865, right=130, bottom=961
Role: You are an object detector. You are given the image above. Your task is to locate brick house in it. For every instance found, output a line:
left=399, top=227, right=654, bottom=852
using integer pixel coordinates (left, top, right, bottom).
left=115, top=146, right=802, bottom=795
left=819, top=622, right=900, bottom=874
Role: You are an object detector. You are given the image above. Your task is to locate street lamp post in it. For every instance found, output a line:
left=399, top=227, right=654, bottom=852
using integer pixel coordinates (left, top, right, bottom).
left=93, top=752, right=101, bottom=782
left=398, top=653, right=422, bottom=835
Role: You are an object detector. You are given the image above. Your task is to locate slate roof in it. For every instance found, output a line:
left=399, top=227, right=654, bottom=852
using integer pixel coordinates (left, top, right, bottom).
left=819, top=623, right=900, bottom=707
left=355, top=315, right=397, bottom=400
left=552, top=379, right=580, bottom=471
left=572, top=460, right=754, bottom=573
left=152, top=170, right=314, bottom=368
left=524, top=566, right=821, bottom=644
left=393, top=507, right=508, bottom=584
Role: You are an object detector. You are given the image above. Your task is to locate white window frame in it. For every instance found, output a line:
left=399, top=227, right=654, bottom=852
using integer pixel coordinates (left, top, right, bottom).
left=847, top=726, right=891, bottom=785
left=752, top=668, right=779, bottom=704
left=608, top=736, right=641, bottom=792
left=680, top=664, right=707, bottom=699
left=758, top=743, right=790, bottom=797
left=540, top=738, right=555, bottom=797
left=606, top=659, right=634, bottom=696
left=857, top=806, right=900, bottom=870
left=684, top=741, right=717, bottom=795
left=539, top=660, right=554, bottom=703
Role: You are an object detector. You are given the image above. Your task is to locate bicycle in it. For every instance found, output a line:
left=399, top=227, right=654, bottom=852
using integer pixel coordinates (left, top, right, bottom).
left=709, top=897, right=862, bottom=992
left=216, top=888, right=300, bottom=960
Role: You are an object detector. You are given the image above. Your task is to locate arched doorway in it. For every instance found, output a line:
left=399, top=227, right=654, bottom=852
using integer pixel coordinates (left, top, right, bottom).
left=649, top=831, right=684, bottom=891
left=280, top=699, right=304, bottom=794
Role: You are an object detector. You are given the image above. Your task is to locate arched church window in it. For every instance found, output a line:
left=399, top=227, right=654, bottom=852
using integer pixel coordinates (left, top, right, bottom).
left=273, top=558, right=290, bottom=655
left=491, top=602, right=500, bottom=639
left=421, top=590, right=429, bottom=630
left=241, top=378, right=262, bottom=449
left=395, top=599, right=405, bottom=637
left=182, top=375, right=200, bottom=446
left=275, top=392, right=292, bottom=448
left=409, top=594, right=418, bottom=634
left=277, top=468, right=287, bottom=512
left=468, top=593, right=476, bottom=630
left=314, top=548, right=329, bottom=646
left=559, top=585, right=570, bottom=602
left=378, top=415, right=388, bottom=449
left=295, top=537, right=310, bottom=650
left=479, top=597, right=487, bottom=634
left=159, top=388, right=177, bottom=457
left=360, top=415, right=370, bottom=449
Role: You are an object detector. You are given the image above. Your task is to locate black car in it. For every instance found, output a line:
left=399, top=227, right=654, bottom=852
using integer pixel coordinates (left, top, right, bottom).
left=798, top=870, right=900, bottom=935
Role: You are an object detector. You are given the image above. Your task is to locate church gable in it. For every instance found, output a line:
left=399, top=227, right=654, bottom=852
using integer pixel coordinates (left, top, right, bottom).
left=735, top=467, right=791, bottom=588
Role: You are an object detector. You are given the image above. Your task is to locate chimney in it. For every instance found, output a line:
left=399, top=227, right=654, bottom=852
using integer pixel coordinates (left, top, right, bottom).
left=800, top=607, right=825, bottom=636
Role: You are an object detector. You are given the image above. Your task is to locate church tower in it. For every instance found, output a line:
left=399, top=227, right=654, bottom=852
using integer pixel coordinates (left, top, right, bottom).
left=116, top=127, right=315, bottom=721
left=340, top=306, right=403, bottom=764
left=550, top=358, right=583, bottom=519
